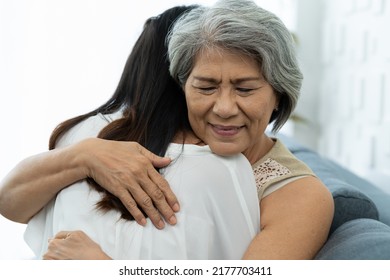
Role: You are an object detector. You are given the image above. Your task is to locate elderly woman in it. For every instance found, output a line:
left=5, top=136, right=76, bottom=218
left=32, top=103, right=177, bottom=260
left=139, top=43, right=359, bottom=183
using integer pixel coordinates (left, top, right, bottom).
left=167, top=0, right=333, bottom=259
left=0, top=0, right=333, bottom=259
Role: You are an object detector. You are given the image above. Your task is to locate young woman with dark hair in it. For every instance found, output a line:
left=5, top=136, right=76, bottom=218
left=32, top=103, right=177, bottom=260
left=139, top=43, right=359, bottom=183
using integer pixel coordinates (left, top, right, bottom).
left=48, top=5, right=194, bottom=223
left=1, top=6, right=197, bottom=229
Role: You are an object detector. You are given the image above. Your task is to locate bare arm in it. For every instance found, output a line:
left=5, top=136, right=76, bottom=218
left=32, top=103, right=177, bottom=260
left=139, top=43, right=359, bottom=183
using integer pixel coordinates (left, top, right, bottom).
left=243, top=176, right=334, bottom=259
left=0, top=138, right=178, bottom=228
left=0, top=143, right=87, bottom=223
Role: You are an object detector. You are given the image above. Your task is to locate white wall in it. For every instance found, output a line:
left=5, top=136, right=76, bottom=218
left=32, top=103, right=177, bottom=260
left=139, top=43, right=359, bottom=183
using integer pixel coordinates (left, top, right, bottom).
left=293, top=0, right=323, bottom=150
left=316, top=0, right=390, bottom=185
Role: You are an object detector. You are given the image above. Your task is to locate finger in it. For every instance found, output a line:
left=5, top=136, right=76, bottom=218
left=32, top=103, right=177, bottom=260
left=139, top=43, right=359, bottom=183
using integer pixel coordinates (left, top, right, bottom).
left=148, top=168, right=180, bottom=213
left=53, top=231, right=72, bottom=240
left=137, top=144, right=171, bottom=168
left=44, top=240, right=62, bottom=260
left=42, top=253, right=56, bottom=260
left=43, top=249, right=65, bottom=260
left=141, top=175, right=178, bottom=225
left=42, top=249, right=54, bottom=260
left=124, top=183, right=166, bottom=229
left=117, top=188, right=148, bottom=226
left=136, top=145, right=179, bottom=225
left=136, top=179, right=174, bottom=227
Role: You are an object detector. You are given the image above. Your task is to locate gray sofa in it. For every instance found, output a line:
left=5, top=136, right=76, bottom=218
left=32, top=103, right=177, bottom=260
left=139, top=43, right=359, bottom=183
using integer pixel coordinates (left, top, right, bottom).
left=279, top=134, right=390, bottom=259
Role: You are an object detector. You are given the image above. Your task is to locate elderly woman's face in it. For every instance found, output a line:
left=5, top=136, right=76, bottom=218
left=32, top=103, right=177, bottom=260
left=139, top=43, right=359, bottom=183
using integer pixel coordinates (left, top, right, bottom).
left=184, top=48, right=278, bottom=161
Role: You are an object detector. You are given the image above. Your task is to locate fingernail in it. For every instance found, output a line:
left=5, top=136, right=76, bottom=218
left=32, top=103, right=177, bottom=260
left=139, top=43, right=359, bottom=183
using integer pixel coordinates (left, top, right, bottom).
left=158, top=220, right=165, bottom=229
left=172, top=203, right=180, bottom=212
left=140, top=218, right=147, bottom=226
left=169, top=215, right=177, bottom=225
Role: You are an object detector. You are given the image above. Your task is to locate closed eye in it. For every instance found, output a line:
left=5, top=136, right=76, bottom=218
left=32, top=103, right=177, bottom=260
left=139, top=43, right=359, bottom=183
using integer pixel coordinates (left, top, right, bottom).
left=236, top=87, right=257, bottom=95
left=237, top=88, right=253, bottom=92
left=194, top=86, right=217, bottom=94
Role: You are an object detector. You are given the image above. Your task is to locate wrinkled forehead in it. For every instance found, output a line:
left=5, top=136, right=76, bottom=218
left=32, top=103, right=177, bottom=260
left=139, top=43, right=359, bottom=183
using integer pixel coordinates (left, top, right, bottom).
left=190, top=46, right=264, bottom=78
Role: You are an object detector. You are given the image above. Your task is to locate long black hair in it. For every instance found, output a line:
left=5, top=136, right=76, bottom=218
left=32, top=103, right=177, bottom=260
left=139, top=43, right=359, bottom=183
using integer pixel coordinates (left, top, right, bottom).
left=49, top=6, right=196, bottom=220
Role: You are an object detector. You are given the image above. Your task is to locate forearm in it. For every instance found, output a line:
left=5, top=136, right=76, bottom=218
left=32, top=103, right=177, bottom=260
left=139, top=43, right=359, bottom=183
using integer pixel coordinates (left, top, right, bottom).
left=0, top=143, right=88, bottom=223
left=1, top=136, right=178, bottom=228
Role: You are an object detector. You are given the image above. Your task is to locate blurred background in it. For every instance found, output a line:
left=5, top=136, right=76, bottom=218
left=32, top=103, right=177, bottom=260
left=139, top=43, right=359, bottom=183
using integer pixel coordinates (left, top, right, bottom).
left=1, top=0, right=389, bottom=259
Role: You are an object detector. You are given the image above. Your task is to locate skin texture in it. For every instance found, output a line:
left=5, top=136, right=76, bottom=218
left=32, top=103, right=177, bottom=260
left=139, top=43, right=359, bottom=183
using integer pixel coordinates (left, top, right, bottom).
left=184, top=48, right=277, bottom=164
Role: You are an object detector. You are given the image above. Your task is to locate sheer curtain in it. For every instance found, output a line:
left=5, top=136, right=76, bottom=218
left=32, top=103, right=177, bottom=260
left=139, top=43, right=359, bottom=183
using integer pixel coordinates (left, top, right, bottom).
left=0, top=0, right=296, bottom=259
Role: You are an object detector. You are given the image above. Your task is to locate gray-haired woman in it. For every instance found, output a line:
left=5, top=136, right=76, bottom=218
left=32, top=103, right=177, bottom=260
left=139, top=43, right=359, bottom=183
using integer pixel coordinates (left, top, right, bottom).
left=166, top=0, right=333, bottom=259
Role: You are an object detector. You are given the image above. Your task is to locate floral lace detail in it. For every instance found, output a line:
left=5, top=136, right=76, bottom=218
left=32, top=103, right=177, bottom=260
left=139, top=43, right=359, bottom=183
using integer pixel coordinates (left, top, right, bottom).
left=253, top=158, right=291, bottom=192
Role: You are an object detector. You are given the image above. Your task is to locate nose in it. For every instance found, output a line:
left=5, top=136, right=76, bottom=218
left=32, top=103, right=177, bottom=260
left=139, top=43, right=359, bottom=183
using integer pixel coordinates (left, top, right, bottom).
left=212, top=88, right=239, bottom=118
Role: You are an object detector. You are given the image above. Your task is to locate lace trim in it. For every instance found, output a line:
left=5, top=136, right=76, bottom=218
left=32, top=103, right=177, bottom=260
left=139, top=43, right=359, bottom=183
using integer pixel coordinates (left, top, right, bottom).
left=253, top=158, right=291, bottom=192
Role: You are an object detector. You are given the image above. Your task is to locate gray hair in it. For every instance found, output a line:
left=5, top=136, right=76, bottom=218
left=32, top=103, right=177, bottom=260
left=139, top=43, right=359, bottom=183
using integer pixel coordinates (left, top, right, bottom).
left=167, top=0, right=303, bottom=132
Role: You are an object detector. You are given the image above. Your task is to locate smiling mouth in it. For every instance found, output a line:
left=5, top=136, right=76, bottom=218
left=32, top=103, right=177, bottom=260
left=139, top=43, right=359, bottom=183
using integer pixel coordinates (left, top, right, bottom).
left=211, top=124, right=244, bottom=136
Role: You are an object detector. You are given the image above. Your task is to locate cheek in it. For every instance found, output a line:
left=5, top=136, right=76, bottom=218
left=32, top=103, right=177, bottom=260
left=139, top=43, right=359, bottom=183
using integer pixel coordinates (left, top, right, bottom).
left=244, top=101, right=273, bottom=126
left=185, top=98, right=203, bottom=133
left=185, top=97, right=197, bottom=119
left=186, top=93, right=209, bottom=118
left=187, top=104, right=207, bottom=128
left=242, top=99, right=262, bottom=116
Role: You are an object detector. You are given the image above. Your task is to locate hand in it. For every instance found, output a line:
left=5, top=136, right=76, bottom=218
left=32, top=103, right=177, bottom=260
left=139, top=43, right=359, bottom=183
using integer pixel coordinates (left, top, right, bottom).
left=77, top=138, right=179, bottom=229
left=43, top=231, right=111, bottom=260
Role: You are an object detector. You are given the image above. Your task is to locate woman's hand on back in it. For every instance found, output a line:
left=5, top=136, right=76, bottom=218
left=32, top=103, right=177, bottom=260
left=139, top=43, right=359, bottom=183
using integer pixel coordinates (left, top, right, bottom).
left=78, top=138, right=179, bottom=229
left=43, top=230, right=111, bottom=260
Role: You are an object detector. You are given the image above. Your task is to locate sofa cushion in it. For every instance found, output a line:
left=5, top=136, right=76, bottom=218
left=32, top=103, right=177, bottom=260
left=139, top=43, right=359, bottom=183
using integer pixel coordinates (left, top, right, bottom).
left=325, top=178, right=379, bottom=234
left=315, top=218, right=390, bottom=259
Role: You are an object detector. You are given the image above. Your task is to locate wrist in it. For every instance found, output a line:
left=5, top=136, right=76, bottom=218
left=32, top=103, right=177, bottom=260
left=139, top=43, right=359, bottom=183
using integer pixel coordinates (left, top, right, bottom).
left=72, top=138, right=96, bottom=178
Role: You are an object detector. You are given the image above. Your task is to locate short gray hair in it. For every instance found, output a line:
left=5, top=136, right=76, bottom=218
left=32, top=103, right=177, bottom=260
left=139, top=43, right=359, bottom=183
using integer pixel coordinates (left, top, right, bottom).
left=167, top=0, right=303, bottom=132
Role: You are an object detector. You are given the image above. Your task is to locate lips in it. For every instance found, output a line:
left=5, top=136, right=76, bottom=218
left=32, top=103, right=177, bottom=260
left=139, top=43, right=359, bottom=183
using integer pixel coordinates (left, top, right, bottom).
left=210, top=124, right=243, bottom=136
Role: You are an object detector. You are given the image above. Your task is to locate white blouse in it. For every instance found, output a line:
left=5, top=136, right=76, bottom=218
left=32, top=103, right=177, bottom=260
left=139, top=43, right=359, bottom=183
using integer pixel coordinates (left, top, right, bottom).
left=24, top=114, right=260, bottom=259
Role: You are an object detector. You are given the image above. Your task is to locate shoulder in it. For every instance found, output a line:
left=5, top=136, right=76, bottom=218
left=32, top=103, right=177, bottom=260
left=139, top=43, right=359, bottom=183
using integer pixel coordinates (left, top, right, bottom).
left=253, top=138, right=314, bottom=175
left=56, top=111, right=123, bottom=148
left=164, top=144, right=255, bottom=190
left=264, top=175, right=334, bottom=232
left=252, top=138, right=317, bottom=199
left=166, top=143, right=253, bottom=173
left=258, top=175, right=334, bottom=259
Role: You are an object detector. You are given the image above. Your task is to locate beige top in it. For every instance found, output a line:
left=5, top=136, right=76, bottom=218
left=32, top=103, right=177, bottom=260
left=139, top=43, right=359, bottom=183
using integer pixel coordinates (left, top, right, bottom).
left=252, top=139, right=316, bottom=200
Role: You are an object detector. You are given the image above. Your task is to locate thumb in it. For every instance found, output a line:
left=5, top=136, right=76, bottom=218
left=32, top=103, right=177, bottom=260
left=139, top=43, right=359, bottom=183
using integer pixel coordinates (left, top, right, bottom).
left=139, top=146, right=171, bottom=168
left=53, top=231, right=72, bottom=240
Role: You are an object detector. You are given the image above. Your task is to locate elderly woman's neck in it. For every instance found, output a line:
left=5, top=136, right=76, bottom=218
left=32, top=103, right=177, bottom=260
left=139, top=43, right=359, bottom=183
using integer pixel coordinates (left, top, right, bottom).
left=244, top=136, right=276, bottom=165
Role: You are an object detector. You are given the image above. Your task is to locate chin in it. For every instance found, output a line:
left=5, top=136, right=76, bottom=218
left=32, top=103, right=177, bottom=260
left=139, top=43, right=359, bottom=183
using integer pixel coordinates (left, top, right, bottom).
left=209, top=144, right=241, bottom=157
